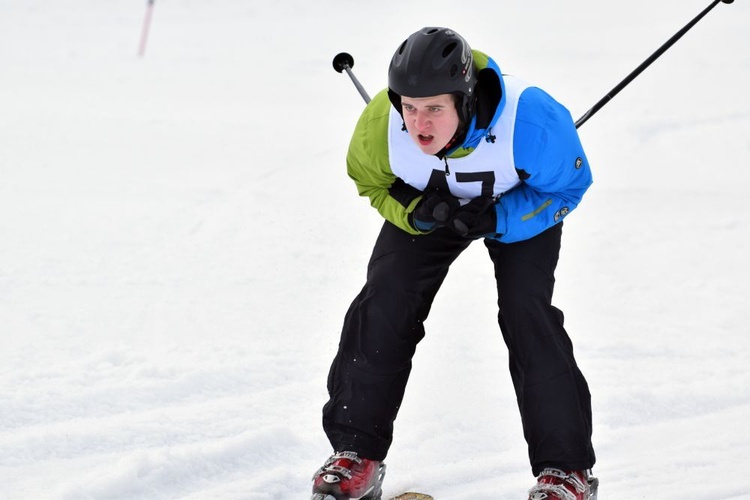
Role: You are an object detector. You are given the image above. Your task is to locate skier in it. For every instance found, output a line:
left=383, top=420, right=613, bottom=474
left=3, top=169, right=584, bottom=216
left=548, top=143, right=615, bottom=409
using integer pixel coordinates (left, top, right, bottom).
left=312, top=27, right=597, bottom=500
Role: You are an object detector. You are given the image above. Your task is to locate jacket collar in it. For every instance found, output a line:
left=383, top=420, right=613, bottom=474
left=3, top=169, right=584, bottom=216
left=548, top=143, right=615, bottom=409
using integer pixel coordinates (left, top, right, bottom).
left=449, top=54, right=505, bottom=154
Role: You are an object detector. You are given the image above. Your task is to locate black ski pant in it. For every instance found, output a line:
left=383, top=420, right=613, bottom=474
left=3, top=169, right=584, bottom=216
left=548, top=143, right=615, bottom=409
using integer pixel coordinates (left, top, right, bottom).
left=322, top=221, right=595, bottom=475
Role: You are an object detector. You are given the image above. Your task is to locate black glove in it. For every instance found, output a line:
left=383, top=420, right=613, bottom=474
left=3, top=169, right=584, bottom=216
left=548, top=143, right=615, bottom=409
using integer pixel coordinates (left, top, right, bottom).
left=448, top=196, right=498, bottom=239
left=410, top=190, right=461, bottom=232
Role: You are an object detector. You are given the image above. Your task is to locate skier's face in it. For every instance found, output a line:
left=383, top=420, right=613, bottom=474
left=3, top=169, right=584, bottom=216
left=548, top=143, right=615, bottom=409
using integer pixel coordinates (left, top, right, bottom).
left=400, top=94, right=460, bottom=155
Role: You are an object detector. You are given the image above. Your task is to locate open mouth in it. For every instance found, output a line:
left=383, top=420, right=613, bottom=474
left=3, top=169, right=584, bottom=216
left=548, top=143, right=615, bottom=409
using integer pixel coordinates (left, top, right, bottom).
left=417, top=134, right=434, bottom=146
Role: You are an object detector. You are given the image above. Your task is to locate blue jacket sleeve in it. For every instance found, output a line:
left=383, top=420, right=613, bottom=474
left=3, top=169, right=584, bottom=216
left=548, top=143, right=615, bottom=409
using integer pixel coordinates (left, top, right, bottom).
left=493, top=87, right=593, bottom=243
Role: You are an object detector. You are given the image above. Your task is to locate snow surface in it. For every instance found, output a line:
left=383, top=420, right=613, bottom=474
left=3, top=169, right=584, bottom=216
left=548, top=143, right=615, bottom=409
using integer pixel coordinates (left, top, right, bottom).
left=1, top=0, right=749, bottom=499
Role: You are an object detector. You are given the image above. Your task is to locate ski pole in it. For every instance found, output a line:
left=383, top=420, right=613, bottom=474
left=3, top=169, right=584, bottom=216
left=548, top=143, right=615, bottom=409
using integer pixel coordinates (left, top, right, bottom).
left=333, top=52, right=371, bottom=104
left=574, top=0, right=734, bottom=128
left=334, top=0, right=733, bottom=122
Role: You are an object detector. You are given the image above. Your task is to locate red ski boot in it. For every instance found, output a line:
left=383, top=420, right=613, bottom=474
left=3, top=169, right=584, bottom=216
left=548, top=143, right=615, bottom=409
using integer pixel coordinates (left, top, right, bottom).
left=528, top=468, right=599, bottom=500
left=311, top=451, right=386, bottom=500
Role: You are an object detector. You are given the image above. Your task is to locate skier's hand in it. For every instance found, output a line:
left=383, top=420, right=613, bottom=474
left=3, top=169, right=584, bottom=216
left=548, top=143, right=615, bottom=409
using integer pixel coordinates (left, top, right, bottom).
left=448, top=196, right=499, bottom=239
left=410, top=190, right=461, bottom=232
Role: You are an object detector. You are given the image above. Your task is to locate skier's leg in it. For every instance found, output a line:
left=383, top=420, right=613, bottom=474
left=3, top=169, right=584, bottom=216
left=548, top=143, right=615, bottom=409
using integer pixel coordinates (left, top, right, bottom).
left=485, top=223, right=595, bottom=475
left=323, top=221, right=471, bottom=460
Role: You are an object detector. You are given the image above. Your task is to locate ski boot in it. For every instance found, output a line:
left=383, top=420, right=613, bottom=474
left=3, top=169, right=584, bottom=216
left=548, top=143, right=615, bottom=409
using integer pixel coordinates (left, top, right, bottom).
left=311, top=451, right=386, bottom=500
left=528, top=468, right=599, bottom=500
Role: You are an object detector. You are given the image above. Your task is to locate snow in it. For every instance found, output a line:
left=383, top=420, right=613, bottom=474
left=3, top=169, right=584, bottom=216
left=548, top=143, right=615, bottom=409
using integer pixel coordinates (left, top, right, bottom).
left=1, top=0, right=749, bottom=498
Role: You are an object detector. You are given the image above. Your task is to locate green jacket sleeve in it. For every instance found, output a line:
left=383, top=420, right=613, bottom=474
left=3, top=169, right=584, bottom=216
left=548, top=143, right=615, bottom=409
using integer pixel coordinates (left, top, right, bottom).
left=346, top=89, right=423, bottom=235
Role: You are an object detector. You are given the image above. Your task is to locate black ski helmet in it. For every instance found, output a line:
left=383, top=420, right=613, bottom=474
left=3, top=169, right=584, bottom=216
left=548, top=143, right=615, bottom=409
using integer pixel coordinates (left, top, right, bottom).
left=388, top=27, right=477, bottom=123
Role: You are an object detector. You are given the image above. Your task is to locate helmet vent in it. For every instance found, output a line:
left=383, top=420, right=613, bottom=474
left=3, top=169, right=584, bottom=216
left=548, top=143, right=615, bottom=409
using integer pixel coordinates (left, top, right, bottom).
left=442, top=42, right=457, bottom=58
left=388, top=27, right=475, bottom=100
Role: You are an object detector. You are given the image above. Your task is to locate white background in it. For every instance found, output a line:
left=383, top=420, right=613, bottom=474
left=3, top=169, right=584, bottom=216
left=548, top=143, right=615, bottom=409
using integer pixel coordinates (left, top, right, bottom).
left=1, top=1, right=749, bottom=498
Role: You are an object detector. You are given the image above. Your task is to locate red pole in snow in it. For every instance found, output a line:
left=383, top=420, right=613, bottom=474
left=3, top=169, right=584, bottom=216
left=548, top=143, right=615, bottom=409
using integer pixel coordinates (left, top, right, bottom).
left=138, top=0, right=156, bottom=57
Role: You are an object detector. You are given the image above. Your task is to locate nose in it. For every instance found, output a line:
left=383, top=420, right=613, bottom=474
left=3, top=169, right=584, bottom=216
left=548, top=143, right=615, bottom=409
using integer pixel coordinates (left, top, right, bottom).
left=413, top=111, right=430, bottom=132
